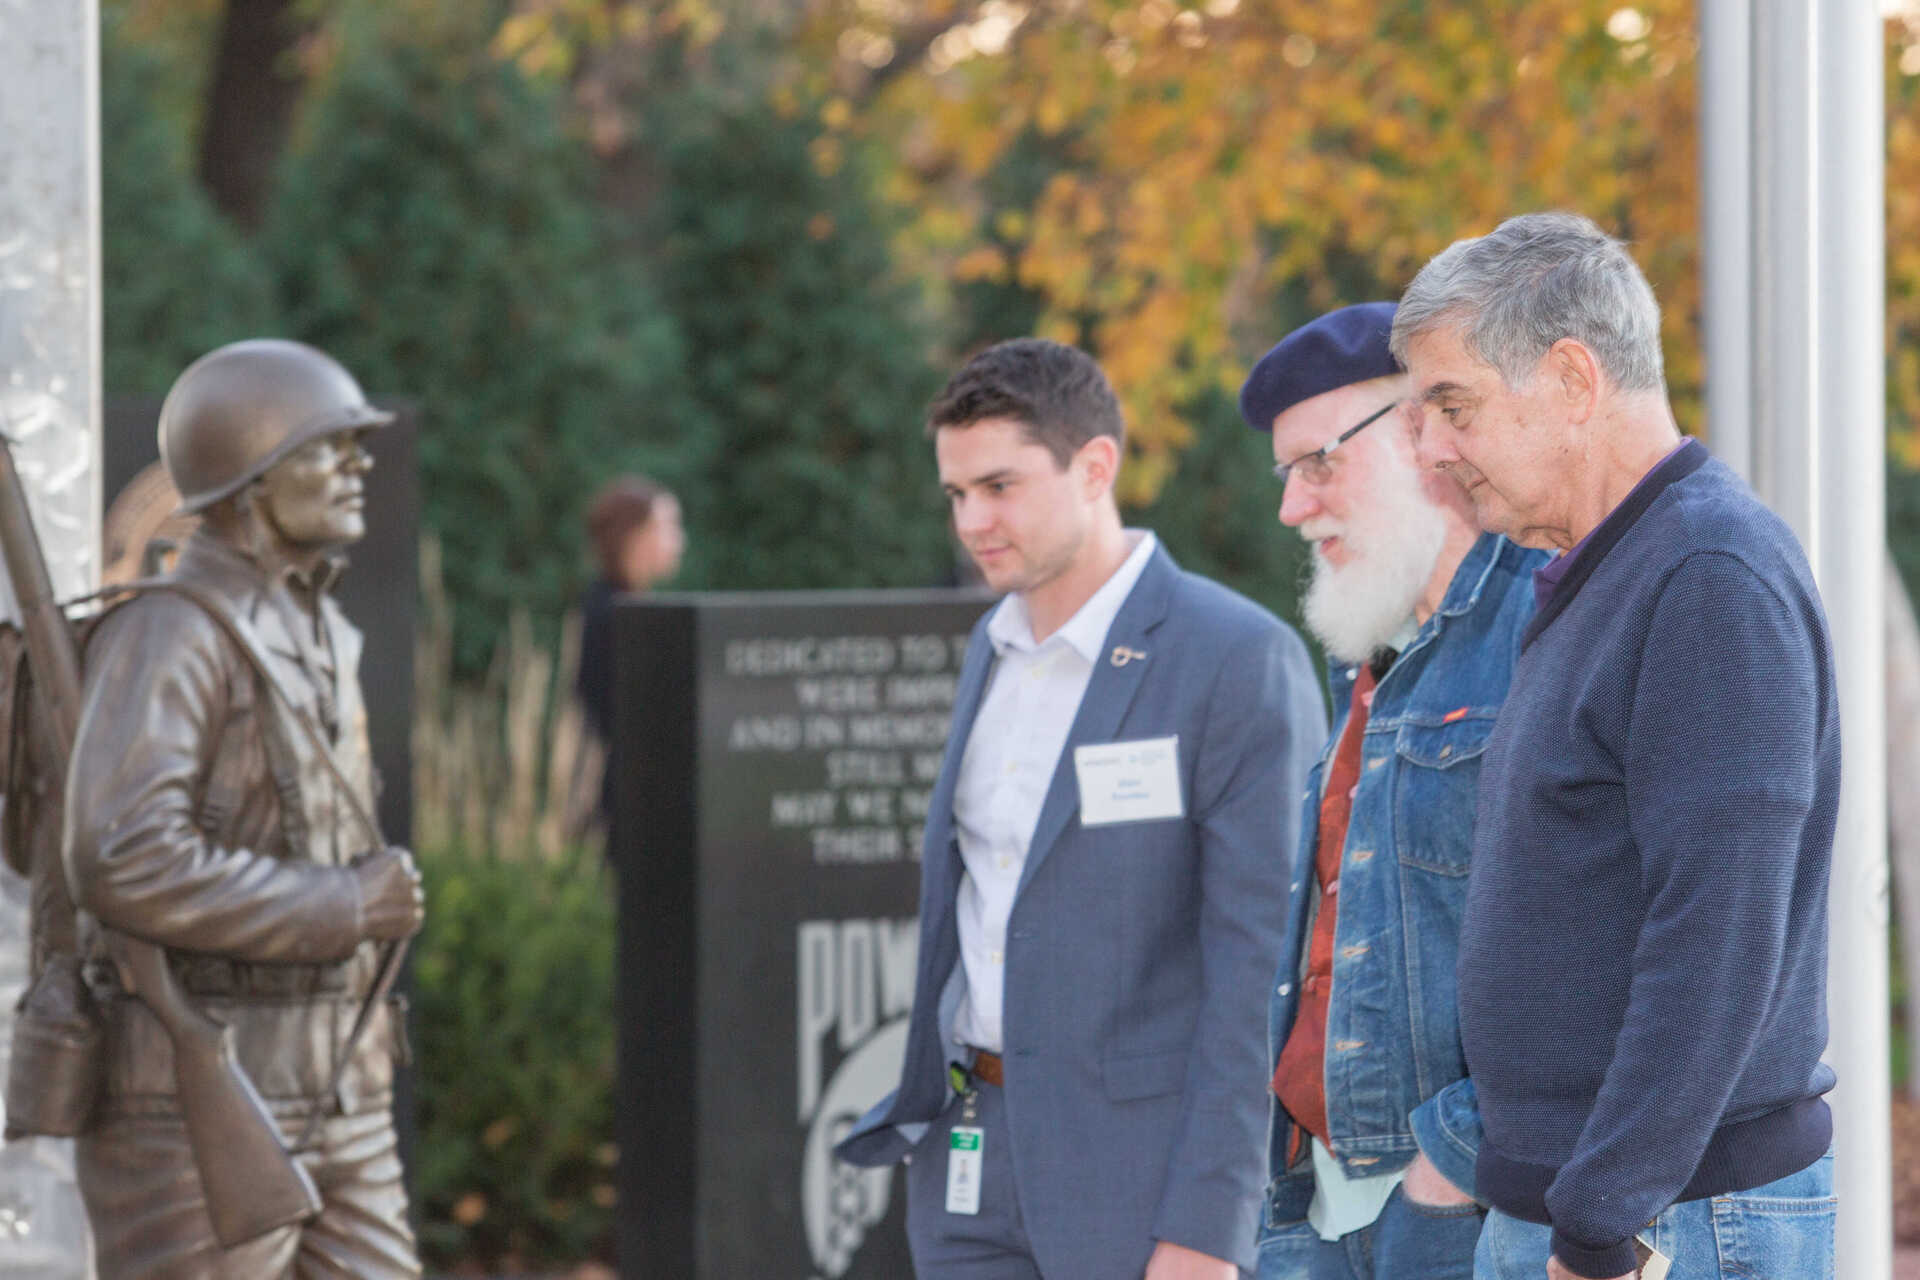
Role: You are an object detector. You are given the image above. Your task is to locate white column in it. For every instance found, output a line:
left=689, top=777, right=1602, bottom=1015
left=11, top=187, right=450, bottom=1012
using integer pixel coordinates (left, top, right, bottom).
left=1703, top=2, right=1890, bottom=1276
left=1697, top=0, right=1754, bottom=481
left=0, top=0, right=103, bottom=1275
left=1812, top=0, right=1890, bottom=1275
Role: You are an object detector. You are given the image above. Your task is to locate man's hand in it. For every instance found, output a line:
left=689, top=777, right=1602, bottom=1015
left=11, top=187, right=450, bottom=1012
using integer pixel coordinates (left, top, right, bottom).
left=1546, top=1257, right=1631, bottom=1280
left=352, top=846, right=425, bottom=940
left=1143, top=1240, right=1236, bottom=1279
left=1401, top=1150, right=1475, bottom=1208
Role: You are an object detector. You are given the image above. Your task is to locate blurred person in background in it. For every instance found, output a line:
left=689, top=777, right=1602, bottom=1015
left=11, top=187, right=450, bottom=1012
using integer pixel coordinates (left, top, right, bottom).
left=576, top=474, right=685, bottom=828
left=1243, top=303, right=1544, bottom=1280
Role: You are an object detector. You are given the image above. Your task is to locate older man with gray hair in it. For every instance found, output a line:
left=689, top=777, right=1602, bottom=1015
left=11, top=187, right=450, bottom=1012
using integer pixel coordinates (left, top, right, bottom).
left=1393, top=212, right=1838, bottom=1280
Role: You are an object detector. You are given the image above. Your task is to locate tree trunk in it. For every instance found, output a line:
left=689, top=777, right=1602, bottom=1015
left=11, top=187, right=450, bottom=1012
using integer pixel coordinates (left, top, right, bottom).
left=1885, top=553, right=1920, bottom=1100
left=196, top=0, right=309, bottom=229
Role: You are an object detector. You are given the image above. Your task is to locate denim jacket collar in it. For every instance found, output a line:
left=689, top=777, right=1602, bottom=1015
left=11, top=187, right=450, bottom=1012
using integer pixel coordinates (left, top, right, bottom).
left=1326, top=531, right=1511, bottom=716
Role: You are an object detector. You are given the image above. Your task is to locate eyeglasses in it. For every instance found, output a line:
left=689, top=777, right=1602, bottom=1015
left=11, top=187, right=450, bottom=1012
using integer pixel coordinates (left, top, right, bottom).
left=1270, top=400, right=1401, bottom=488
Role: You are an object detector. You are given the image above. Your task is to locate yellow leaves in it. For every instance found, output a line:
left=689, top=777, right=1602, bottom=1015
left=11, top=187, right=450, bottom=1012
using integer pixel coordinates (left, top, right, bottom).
left=795, top=0, right=1917, bottom=496
left=493, top=13, right=577, bottom=78
left=809, top=134, right=846, bottom=176
left=1890, top=61, right=1920, bottom=465
left=1037, top=89, right=1072, bottom=135
left=954, top=245, right=1009, bottom=280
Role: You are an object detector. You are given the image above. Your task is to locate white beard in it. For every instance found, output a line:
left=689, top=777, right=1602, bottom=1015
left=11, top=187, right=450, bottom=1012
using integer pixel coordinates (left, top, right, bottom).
left=1301, top=461, right=1448, bottom=665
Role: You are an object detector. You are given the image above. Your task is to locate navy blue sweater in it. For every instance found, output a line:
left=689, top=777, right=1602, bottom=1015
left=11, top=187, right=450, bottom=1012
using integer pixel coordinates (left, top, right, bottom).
left=1459, top=441, right=1838, bottom=1278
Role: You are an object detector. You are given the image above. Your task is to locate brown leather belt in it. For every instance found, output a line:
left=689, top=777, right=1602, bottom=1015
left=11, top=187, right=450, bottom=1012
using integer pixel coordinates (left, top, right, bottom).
left=970, top=1049, right=1005, bottom=1087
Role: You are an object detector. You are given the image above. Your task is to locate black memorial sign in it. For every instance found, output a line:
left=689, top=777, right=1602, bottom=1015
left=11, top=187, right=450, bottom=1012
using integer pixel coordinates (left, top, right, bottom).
left=613, top=590, right=990, bottom=1280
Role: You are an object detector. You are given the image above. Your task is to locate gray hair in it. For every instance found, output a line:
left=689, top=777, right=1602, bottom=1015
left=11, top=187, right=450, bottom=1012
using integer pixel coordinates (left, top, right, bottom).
left=1389, top=212, right=1665, bottom=392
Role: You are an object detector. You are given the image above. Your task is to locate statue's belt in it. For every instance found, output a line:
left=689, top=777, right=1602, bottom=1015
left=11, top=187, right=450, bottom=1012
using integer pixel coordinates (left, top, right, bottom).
left=173, top=955, right=356, bottom=999
left=88, top=955, right=364, bottom=1000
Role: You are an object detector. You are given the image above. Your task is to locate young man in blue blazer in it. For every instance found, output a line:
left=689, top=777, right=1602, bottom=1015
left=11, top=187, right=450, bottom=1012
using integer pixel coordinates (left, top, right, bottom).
left=838, top=338, right=1325, bottom=1279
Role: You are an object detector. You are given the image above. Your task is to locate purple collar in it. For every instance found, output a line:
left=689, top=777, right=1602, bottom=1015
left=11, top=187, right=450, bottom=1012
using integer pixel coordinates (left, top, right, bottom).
left=1531, top=439, right=1697, bottom=612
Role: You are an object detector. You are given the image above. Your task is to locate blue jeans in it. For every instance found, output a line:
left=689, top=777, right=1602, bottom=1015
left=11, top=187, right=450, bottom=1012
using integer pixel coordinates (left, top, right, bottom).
left=1473, top=1155, right=1834, bottom=1280
left=1256, top=1186, right=1482, bottom=1280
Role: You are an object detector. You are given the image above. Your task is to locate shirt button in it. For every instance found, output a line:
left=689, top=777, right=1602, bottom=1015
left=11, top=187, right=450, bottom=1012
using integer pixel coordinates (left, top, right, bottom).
left=997, top=856, right=1011, bottom=870
left=1277, top=982, right=1293, bottom=996
left=989, top=949, right=1003, bottom=964
left=1326, top=877, right=1339, bottom=895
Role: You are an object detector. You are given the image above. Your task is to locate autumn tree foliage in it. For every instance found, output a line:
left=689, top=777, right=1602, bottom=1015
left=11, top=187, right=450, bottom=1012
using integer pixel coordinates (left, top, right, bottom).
left=781, top=0, right=1707, bottom=499
left=1890, top=19, right=1920, bottom=465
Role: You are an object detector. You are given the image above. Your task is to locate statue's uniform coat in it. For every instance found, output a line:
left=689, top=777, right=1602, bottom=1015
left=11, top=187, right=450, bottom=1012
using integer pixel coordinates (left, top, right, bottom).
left=66, top=528, right=417, bottom=1280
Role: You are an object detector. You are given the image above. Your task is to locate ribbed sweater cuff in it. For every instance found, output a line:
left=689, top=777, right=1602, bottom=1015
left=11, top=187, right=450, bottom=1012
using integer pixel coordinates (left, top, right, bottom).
left=1550, top=1229, right=1636, bottom=1279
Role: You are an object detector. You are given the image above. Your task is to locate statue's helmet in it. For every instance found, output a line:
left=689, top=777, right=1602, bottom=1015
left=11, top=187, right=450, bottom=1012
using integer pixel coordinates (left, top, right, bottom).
left=159, top=339, right=393, bottom=514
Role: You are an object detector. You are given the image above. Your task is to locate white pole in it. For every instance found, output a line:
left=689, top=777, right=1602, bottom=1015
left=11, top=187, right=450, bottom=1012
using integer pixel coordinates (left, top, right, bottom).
left=1747, top=1, right=1820, bottom=544
left=1709, top=2, right=1891, bottom=1275
left=1813, top=1, right=1890, bottom=1275
left=1697, top=0, right=1753, bottom=480
left=0, top=0, right=103, bottom=1274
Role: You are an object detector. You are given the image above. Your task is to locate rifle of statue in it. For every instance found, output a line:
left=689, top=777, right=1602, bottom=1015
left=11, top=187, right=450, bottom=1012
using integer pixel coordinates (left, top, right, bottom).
left=0, top=431, right=324, bottom=1248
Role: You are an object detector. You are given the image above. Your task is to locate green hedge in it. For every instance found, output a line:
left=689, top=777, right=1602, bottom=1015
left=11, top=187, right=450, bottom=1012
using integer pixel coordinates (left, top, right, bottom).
left=411, top=843, right=616, bottom=1269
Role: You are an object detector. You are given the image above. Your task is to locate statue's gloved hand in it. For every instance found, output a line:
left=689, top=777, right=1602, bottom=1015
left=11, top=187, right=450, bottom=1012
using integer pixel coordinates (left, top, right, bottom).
left=351, top=846, right=425, bottom=941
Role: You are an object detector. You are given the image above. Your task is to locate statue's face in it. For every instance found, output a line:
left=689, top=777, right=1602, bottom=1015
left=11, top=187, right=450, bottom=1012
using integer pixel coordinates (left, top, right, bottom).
left=257, top=429, right=374, bottom=551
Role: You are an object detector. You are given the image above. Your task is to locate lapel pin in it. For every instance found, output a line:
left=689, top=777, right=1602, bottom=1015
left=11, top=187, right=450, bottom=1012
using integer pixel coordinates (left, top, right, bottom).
left=1110, top=645, right=1149, bottom=667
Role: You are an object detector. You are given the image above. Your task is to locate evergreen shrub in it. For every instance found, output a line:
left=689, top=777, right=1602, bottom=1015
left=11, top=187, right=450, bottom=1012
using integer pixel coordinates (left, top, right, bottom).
left=652, top=95, right=957, bottom=590
left=267, top=30, right=687, bottom=674
left=100, top=14, right=281, bottom=396
left=411, top=842, right=616, bottom=1269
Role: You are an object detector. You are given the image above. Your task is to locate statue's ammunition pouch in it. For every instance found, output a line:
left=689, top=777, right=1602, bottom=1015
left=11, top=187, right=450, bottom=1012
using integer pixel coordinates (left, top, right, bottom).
left=4, top=952, right=103, bottom=1138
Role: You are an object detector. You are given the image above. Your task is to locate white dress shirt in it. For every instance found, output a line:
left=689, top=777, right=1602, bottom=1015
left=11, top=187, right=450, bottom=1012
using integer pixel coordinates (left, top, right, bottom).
left=951, top=530, right=1159, bottom=1053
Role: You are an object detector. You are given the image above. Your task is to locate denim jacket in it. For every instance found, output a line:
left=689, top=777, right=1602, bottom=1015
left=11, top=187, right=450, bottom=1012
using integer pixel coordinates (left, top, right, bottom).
left=1261, top=533, right=1545, bottom=1235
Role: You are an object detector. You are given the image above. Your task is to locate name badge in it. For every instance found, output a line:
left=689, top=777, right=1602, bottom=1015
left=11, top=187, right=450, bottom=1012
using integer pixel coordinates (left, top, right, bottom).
left=945, top=1127, right=984, bottom=1215
left=1074, top=735, right=1183, bottom=827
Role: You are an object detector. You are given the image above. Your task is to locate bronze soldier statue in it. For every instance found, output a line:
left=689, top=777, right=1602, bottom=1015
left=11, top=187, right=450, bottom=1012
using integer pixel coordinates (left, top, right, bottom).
left=61, top=339, right=425, bottom=1278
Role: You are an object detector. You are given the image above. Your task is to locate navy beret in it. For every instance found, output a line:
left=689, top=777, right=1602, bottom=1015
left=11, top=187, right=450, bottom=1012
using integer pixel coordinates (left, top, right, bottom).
left=1239, top=301, right=1399, bottom=432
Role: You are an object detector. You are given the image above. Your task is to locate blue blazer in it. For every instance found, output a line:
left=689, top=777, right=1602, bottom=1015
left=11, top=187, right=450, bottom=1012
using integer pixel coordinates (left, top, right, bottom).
left=838, top=546, right=1326, bottom=1275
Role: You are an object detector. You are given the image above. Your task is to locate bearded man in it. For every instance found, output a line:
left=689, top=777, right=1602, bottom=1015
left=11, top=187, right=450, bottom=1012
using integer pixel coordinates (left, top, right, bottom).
left=1240, top=303, right=1545, bottom=1280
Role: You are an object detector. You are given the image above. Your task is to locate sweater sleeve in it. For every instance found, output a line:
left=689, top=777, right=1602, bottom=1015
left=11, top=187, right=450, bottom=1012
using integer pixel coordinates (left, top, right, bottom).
left=1541, top=552, right=1827, bottom=1277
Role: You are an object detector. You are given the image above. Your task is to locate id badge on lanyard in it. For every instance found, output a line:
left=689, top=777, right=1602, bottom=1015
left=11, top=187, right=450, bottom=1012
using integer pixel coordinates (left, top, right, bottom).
left=945, top=1127, right=983, bottom=1215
